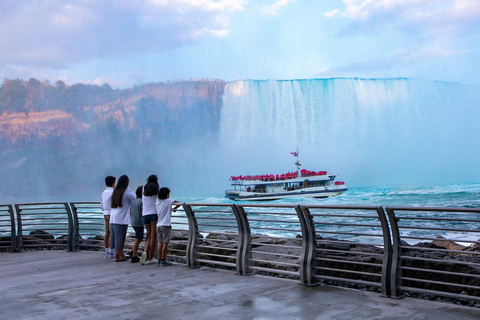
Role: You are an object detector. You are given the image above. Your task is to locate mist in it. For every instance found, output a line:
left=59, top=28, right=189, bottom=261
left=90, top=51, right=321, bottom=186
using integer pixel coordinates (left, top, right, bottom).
left=1, top=77, right=479, bottom=202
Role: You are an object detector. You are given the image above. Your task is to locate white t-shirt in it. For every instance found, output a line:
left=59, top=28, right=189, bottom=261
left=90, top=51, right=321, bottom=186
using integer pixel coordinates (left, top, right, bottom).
left=142, top=194, right=157, bottom=216
left=110, top=189, right=136, bottom=225
left=156, top=198, right=176, bottom=226
left=100, top=187, right=114, bottom=216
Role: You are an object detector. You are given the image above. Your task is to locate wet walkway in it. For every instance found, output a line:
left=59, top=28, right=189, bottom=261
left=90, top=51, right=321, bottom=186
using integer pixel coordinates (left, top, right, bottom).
left=1, top=251, right=479, bottom=320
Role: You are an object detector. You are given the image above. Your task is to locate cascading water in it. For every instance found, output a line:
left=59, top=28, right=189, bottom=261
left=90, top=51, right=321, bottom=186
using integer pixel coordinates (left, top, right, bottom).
left=218, top=78, right=480, bottom=187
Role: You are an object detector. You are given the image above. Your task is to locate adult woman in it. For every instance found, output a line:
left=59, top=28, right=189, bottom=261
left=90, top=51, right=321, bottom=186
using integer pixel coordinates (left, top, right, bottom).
left=140, top=174, right=160, bottom=265
left=110, top=175, right=136, bottom=262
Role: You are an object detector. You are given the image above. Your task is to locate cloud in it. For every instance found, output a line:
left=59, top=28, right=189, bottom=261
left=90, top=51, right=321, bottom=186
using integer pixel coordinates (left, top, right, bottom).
left=261, top=0, right=295, bottom=16
left=315, top=47, right=468, bottom=77
left=325, top=0, right=480, bottom=36
left=0, top=0, right=245, bottom=69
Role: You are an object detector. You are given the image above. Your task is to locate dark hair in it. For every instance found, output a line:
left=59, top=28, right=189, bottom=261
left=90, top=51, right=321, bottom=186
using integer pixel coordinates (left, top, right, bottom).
left=135, top=186, right=143, bottom=198
left=105, top=176, right=116, bottom=187
left=158, top=187, right=170, bottom=200
left=143, top=174, right=159, bottom=197
left=111, top=175, right=129, bottom=208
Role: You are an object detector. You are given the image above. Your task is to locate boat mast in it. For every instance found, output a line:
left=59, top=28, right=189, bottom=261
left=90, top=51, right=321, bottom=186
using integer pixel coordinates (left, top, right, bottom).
left=293, top=147, right=301, bottom=177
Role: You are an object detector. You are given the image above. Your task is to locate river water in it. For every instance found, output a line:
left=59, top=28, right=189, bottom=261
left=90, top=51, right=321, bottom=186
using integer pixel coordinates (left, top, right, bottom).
left=173, top=183, right=480, bottom=245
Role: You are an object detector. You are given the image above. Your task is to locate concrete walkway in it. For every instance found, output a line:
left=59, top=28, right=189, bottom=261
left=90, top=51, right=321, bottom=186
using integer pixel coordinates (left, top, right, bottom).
left=1, top=251, right=479, bottom=320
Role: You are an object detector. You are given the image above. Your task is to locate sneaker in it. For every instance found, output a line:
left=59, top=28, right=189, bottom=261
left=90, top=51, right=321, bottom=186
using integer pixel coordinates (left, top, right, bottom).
left=139, top=252, right=147, bottom=265
left=105, top=249, right=115, bottom=259
left=146, top=258, right=158, bottom=265
left=161, top=260, right=173, bottom=266
left=131, top=256, right=140, bottom=263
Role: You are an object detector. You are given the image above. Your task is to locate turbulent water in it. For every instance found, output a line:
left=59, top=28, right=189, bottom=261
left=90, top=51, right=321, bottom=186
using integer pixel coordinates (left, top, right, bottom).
left=179, top=183, right=480, bottom=208
left=174, top=183, right=480, bottom=244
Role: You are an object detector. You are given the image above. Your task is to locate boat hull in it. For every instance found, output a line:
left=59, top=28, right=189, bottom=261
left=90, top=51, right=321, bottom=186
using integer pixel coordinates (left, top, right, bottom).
left=225, top=187, right=347, bottom=201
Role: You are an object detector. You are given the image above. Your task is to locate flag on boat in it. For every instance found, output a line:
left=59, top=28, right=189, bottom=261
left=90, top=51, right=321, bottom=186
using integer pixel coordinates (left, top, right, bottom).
left=291, top=151, right=298, bottom=157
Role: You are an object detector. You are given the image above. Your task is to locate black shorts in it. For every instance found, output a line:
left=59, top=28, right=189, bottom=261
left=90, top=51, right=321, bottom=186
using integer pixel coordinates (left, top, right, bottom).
left=133, top=226, right=144, bottom=240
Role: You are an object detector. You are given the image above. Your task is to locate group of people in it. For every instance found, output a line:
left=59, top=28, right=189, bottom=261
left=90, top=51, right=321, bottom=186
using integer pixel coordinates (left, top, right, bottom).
left=100, top=174, right=180, bottom=265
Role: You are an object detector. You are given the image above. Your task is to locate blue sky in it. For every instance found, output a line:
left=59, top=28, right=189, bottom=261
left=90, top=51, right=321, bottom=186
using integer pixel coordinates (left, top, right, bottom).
left=1, top=0, right=479, bottom=88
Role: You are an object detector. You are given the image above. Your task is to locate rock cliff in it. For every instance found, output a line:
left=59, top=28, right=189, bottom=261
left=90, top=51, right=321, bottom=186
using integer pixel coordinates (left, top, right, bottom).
left=0, top=79, right=226, bottom=199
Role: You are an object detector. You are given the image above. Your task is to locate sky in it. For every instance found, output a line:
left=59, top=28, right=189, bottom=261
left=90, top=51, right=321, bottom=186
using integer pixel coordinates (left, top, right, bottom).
left=1, top=0, right=480, bottom=88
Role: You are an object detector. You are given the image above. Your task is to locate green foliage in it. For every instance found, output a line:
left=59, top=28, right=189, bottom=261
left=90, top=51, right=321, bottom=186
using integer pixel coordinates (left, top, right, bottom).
left=0, top=78, right=26, bottom=113
left=0, top=77, right=120, bottom=114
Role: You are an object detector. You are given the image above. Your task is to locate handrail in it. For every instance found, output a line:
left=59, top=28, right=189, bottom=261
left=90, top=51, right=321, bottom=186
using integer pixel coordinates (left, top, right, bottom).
left=15, top=202, right=74, bottom=251
left=386, top=206, right=480, bottom=302
left=301, top=205, right=391, bottom=296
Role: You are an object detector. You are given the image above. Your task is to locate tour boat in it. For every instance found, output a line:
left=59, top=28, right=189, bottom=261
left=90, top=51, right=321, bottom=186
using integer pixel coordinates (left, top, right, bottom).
left=225, top=151, right=347, bottom=201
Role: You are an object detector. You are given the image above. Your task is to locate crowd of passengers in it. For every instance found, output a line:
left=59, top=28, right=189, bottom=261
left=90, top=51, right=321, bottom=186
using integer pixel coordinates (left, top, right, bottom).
left=230, top=169, right=328, bottom=181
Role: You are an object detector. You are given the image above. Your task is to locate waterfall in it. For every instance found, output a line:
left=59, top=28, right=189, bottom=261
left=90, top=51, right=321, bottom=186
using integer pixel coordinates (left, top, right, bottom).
left=218, top=78, right=480, bottom=187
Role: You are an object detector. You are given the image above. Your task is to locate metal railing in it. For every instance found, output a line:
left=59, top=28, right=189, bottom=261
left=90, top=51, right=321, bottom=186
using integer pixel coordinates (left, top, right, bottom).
left=70, top=202, right=106, bottom=250
left=168, top=205, right=189, bottom=263
left=386, top=206, right=480, bottom=303
left=183, top=204, right=240, bottom=271
left=2, top=201, right=480, bottom=304
left=70, top=201, right=150, bottom=253
left=305, top=205, right=391, bottom=296
left=15, top=203, right=74, bottom=251
left=240, top=204, right=303, bottom=279
left=0, top=205, right=15, bottom=252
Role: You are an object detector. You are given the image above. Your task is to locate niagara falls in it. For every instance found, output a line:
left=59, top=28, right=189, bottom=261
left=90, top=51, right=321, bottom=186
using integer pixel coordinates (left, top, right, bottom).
left=1, top=1, right=480, bottom=317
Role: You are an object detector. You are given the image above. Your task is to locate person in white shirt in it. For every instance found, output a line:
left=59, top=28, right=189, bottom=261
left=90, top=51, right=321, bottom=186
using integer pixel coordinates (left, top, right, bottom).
left=110, top=175, right=136, bottom=262
left=156, top=187, right=181, bottom=266
left=100, top=176, right=116, bottom=258
left=140, top=174, right=160, bottom=265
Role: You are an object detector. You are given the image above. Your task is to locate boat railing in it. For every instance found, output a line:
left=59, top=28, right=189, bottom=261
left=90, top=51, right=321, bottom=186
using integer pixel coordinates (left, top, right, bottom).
left=1, top=202, right=480, bottom=304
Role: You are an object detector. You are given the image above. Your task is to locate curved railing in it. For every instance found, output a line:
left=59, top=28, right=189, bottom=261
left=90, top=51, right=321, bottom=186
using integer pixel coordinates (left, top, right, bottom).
left=386, top=206, right=480, bottom=302
left=0, top=205, right=15, bottom=252
left=1, top=201, right=479, bottom=303
left=15, top=203, right=73, bottom=251
left=304, top=205, right=391, bottom=295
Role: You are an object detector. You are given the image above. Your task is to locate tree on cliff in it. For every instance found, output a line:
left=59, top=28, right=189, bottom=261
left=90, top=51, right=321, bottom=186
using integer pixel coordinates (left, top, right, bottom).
left=0, top=78, right=27, bottom=114
left=0, top=78, right=118, bottom=115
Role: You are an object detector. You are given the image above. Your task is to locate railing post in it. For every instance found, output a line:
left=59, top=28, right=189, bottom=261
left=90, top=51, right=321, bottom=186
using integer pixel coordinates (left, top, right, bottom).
left=63, top=202, right=74, bottom=252
left=14, top=204, right=23, bottom=252
left=69, top=203, right=80, bottom=251
left=375, top=207, right=392, bottom=297
left=296, top=205, right=317, bottom=286
left=183, top=204, right=200, bottom=268
left=385, top=208, right=404, bottom=299
left=232, top=205, right=252, bottom=275
left=7, top=205, right=16, bottom=253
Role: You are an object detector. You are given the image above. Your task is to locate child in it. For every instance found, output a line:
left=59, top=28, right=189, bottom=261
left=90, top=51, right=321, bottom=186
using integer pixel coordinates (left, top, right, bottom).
left=130, top=186, right=144, bottom=263
left=140, top=174, right=159, bottom=265
left=156, top=187, right=181, bottom=266
left=100, top=176, right=116, bottom=258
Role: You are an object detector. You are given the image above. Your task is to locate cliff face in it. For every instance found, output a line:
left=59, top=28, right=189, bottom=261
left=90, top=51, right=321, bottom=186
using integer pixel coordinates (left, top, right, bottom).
left=0, top=110, right=89, bottom=143
left=0, top=79, right=226, bottom=199
left=0, top=80, right=225, bottom=144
